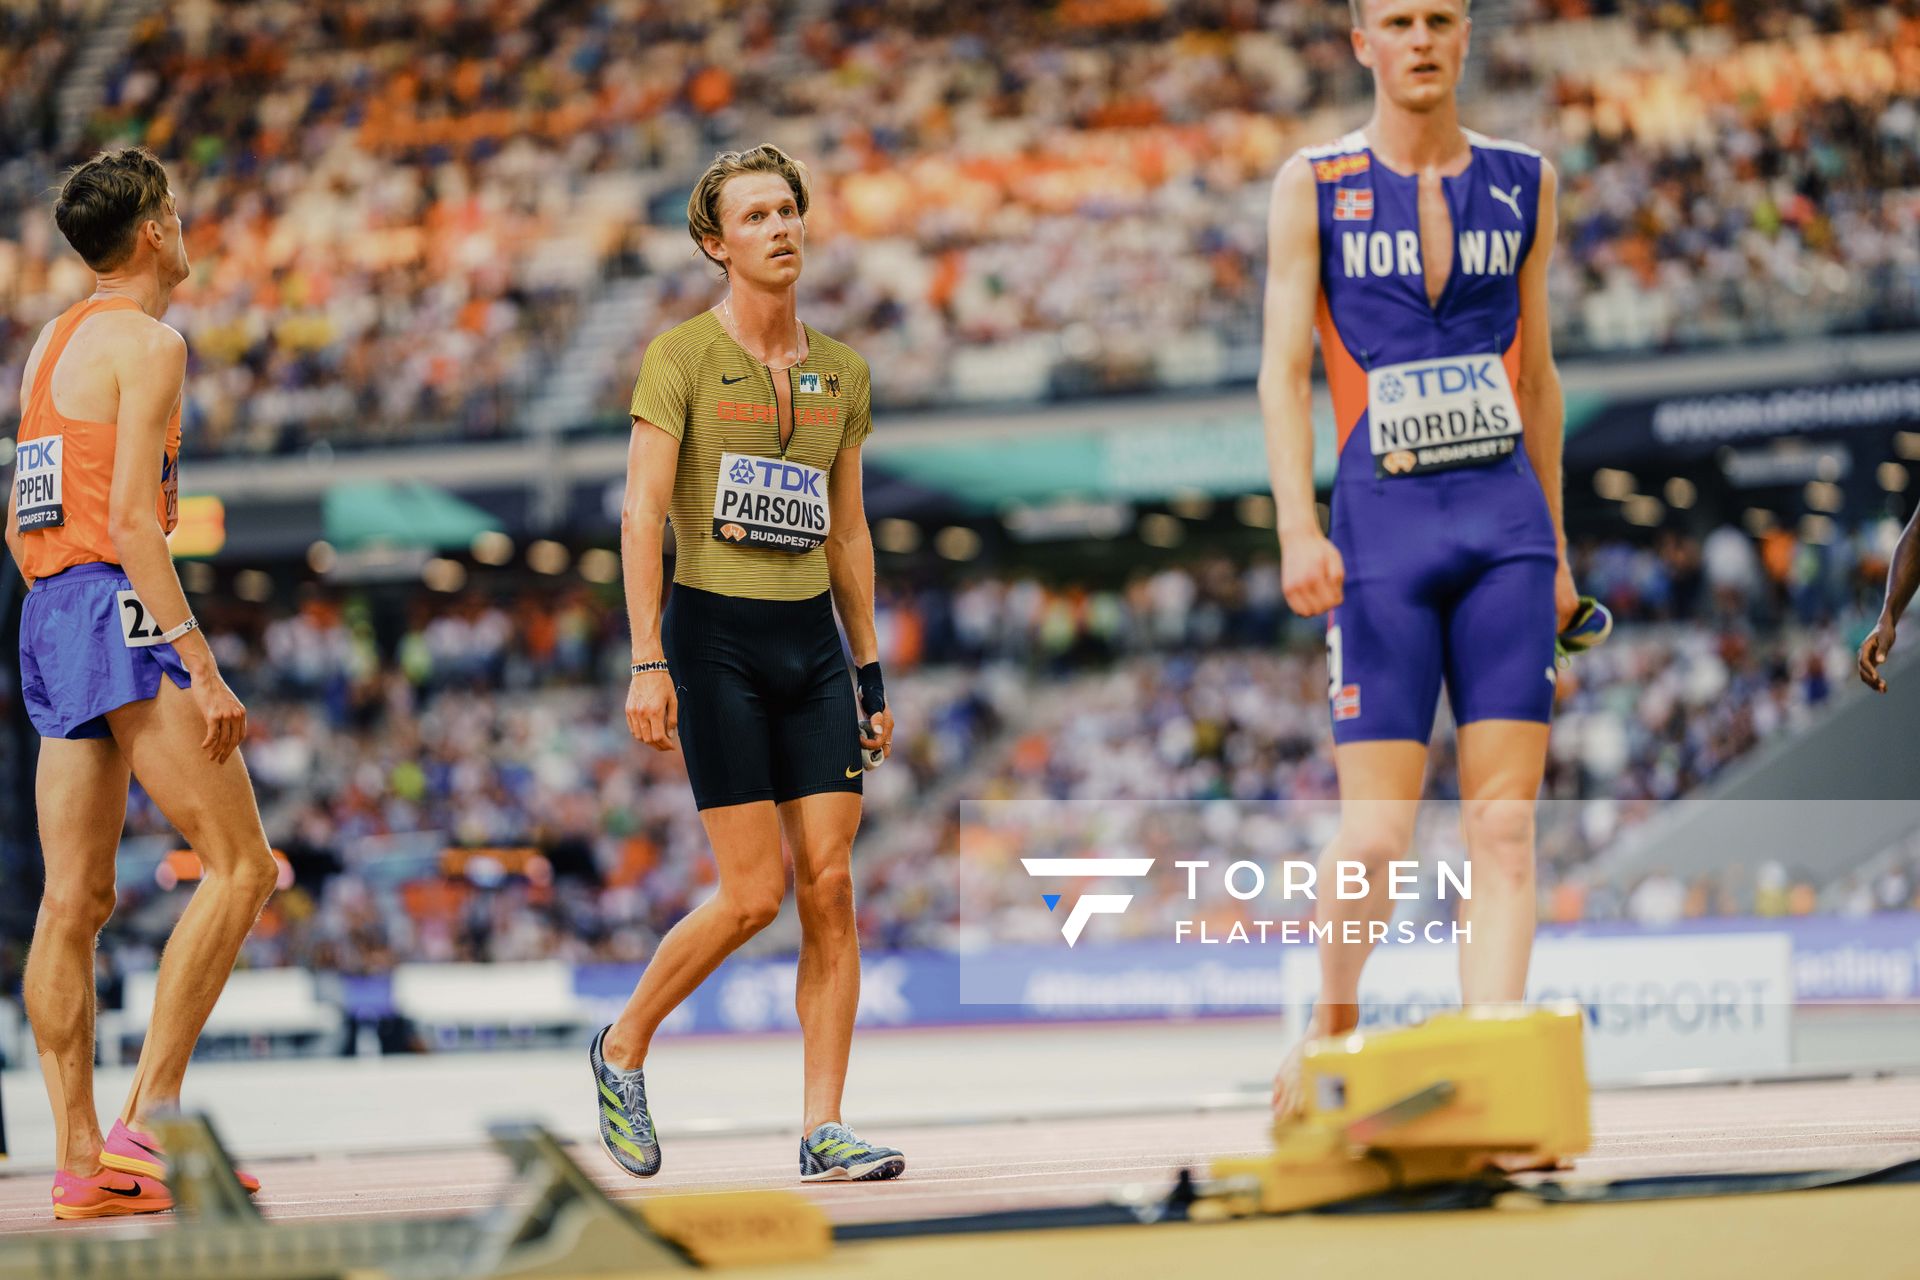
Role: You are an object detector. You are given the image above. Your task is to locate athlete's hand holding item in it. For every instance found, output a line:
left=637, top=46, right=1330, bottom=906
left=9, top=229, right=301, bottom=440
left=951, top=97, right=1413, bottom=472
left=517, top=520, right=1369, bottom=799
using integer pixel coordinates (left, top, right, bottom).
left=1859, top=504, right=1919, bottom=692
left=1258, top=0, right=1577, bottom=1119
left=6, top=147, right=274, bottom=1218
left=603, top=145, right=904, bottom=1184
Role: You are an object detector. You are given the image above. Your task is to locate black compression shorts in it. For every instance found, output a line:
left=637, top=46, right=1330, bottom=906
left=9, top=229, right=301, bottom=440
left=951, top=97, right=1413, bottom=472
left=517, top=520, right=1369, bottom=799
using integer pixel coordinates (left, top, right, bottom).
left=663, top=584, right=864, bottom=811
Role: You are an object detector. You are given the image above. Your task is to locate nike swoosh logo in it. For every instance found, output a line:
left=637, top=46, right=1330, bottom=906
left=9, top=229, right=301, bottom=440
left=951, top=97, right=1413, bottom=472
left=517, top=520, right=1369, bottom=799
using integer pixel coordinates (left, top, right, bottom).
left=124, top=1132, right=163, bottom=1158
left=720, top=374, right=749, bottom=385
left=102, top=1180, right=146, bottom=1197
left=844, top=766, right=863, bottom=779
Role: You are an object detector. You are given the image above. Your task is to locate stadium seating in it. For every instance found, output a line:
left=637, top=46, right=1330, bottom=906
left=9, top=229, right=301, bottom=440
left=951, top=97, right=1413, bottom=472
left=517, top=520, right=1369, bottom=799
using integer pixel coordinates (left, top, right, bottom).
left=3, top=0, right=1915, bottom=455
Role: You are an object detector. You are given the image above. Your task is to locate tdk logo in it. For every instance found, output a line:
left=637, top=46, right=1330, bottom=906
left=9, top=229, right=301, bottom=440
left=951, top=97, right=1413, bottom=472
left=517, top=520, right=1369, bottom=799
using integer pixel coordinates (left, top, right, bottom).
left=1400, top=360, right=1500, bottom=397
left=737, top=459, right=823, bottom=496
left=17, top=439, right=59, bottom=469
left=1020, top=858, right=1155, bottom=947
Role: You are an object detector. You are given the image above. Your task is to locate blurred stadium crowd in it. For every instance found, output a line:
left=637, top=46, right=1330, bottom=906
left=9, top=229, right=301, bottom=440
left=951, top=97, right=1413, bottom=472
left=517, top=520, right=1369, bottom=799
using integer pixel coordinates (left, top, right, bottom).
left=2, top=514, right=1896, bottom=995
left=3, top=0, right=1917, bottom=456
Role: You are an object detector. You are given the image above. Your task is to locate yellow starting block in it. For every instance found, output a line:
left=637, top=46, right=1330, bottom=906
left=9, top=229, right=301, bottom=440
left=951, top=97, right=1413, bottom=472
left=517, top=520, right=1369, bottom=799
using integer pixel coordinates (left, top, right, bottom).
left=1206, top=1005, right=1591, bottom=1217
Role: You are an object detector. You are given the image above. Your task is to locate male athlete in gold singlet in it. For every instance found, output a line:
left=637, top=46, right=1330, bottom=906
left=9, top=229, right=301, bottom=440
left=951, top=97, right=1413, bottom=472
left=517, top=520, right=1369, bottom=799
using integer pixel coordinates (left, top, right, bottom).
left=591, top=145, right=905, bottom=1183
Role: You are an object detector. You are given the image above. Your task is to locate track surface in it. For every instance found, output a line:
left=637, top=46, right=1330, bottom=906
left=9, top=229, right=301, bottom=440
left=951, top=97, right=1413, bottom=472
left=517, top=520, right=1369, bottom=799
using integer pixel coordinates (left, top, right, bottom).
left=4, top=1077, right=1918, bottom=1235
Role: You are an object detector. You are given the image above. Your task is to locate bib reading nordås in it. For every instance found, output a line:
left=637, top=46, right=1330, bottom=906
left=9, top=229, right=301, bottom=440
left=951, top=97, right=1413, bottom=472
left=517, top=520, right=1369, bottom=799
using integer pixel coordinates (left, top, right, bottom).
left=14, top=434, right=65, bottom=530
left=713, top=451, right=830, bottom=553
left=1367, top=355, right=1523, bottom=479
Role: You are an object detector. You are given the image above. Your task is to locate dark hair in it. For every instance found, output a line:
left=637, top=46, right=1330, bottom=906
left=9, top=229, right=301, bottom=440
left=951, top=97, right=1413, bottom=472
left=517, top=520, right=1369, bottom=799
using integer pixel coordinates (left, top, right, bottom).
left=687, top=144, right=811, bottom=273
left=54, top=146, right=173, bottom=271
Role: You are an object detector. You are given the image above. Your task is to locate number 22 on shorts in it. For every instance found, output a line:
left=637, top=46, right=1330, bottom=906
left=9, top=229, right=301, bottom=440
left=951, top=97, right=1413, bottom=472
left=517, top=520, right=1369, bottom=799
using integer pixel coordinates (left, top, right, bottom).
left=116, top=589, right=168, bottom=648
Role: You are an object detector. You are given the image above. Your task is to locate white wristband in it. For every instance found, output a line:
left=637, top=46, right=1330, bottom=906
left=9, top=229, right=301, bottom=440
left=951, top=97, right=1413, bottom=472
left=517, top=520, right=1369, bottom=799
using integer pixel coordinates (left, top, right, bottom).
left=159, top=616, right=201, bottom=644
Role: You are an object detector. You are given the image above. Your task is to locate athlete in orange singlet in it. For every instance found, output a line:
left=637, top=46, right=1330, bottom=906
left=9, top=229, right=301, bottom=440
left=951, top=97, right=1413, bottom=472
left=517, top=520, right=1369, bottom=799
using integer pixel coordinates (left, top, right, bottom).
left=5, top=147, right=274, bottom=1219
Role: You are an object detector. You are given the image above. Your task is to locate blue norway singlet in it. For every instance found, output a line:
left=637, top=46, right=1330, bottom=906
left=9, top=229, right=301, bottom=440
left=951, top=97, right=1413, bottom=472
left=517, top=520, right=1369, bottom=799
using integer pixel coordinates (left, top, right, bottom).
left=1306, top=128, right=1560, bottom=744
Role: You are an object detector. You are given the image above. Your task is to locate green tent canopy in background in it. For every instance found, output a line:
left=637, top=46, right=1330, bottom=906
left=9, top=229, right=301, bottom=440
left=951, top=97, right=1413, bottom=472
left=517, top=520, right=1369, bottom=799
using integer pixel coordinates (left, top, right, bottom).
left=322, top=481, right=502, bottom=552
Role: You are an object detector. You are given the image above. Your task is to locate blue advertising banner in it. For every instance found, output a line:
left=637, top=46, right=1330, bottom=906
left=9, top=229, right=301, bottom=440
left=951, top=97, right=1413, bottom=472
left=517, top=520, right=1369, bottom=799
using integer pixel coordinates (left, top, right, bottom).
left=333, top=913, right=1920, bottom=1026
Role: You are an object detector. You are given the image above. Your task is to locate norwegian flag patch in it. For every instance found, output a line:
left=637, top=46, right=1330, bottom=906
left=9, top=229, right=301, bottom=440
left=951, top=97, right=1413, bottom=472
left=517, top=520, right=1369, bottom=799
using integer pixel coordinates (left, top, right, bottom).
left=1333, top=684, right=1361, bottom=721
left=1333, top=188, right=1373, bottom=221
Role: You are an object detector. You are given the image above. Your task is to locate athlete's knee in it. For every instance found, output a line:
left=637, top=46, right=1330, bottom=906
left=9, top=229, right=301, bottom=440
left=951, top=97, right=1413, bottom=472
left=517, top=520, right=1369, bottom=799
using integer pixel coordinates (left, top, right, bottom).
left=37, top=880, right=117, bottom=936
left=222, top=846, right=280, bottom=906
left=1461, top=799, right=1535, bottom=884
left=719, top=885, right=784, bottom=937
left=796, top=860, right=856, bottom=922
left=1334, top=825, right=1413, bottom=876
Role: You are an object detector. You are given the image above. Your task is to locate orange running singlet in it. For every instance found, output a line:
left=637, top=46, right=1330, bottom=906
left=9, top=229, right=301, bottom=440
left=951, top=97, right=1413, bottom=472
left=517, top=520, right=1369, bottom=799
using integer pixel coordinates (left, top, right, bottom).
left=14, top=296, right=181, bottom=583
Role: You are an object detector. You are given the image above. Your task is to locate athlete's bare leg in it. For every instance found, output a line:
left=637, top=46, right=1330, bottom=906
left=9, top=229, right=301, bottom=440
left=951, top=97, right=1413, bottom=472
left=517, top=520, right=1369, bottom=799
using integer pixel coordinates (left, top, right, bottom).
left=24, top=737, right=131, bottom=1174
left=1453, top=719, right=1550, bottom=1004
left=1454, top=718, right=1561, bottom=1172
left=779, top=791, right=863, bottom=1134
left=603, top=800, right=786, bottom=1070
left=104, top=679, right=278, bottom=1128
left=1273, top=740, right=1427, bottom=1116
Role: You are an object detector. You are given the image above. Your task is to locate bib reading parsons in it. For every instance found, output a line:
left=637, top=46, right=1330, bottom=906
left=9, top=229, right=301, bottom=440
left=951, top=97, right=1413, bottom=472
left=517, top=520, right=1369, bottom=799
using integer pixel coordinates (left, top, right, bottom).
left=1367, top=355, right=1522, bottom=479
left=712, top=452, right=830, bottom=553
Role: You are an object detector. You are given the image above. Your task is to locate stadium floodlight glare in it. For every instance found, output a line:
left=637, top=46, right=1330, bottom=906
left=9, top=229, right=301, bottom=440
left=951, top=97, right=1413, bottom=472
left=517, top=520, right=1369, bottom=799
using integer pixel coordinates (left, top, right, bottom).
left=1623, top=495, right=1665, bottom=527
left=1594, top=469, right=1636, bottom=501
left=1169, top=489, right=1214, bottom=520
left=527, top=540, right=570, bottom=575
left=1139, top=513, right=1184, bottom=548
left=423, top=557, right=467, bottom=592
left=1799, top=514, right=1836, bottom=545
left=472, top=531, right=515, bottom=565
left=935, top=526, right=981, bottom=561
left=1804, top=481, right=1844, bottom=513
left=578, top=548, right=619, bottom=584
left=875, top=518, right=922, bottom=554
left=235, top=570, right=273, bottom=603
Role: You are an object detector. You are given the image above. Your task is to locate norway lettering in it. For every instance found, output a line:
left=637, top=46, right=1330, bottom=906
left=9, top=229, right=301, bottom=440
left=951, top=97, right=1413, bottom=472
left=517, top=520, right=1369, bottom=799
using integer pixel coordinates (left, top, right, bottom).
left=1341, top=228, right=1524, bottom=279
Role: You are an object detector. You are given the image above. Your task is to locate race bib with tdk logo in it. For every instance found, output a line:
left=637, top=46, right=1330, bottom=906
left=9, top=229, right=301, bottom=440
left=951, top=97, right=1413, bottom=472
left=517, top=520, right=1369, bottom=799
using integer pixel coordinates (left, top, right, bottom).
left=1367, top=355, right=1522, bottom=478
left=712, top=451, right=830, bottom=553
left=14, top=435, right=65, bottom=530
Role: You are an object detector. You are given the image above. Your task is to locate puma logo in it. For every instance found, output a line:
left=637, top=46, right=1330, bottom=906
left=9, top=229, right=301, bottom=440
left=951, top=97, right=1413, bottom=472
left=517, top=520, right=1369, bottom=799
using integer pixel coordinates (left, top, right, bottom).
left=1490, top=183, right=1524, bottom=221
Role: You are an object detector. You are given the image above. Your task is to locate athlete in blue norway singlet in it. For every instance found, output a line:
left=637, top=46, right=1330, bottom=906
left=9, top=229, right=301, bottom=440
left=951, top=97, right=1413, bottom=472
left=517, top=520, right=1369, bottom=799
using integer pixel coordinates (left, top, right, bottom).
left=1307, top=128, right=1559, bottom=745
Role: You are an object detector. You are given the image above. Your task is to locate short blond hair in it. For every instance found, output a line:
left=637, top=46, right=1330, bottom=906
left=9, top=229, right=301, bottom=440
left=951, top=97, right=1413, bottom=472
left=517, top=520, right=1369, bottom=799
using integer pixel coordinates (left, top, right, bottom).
left=686, top=144, right=811, bottom=273
left=1350, top=0, right=1471, bottom=27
